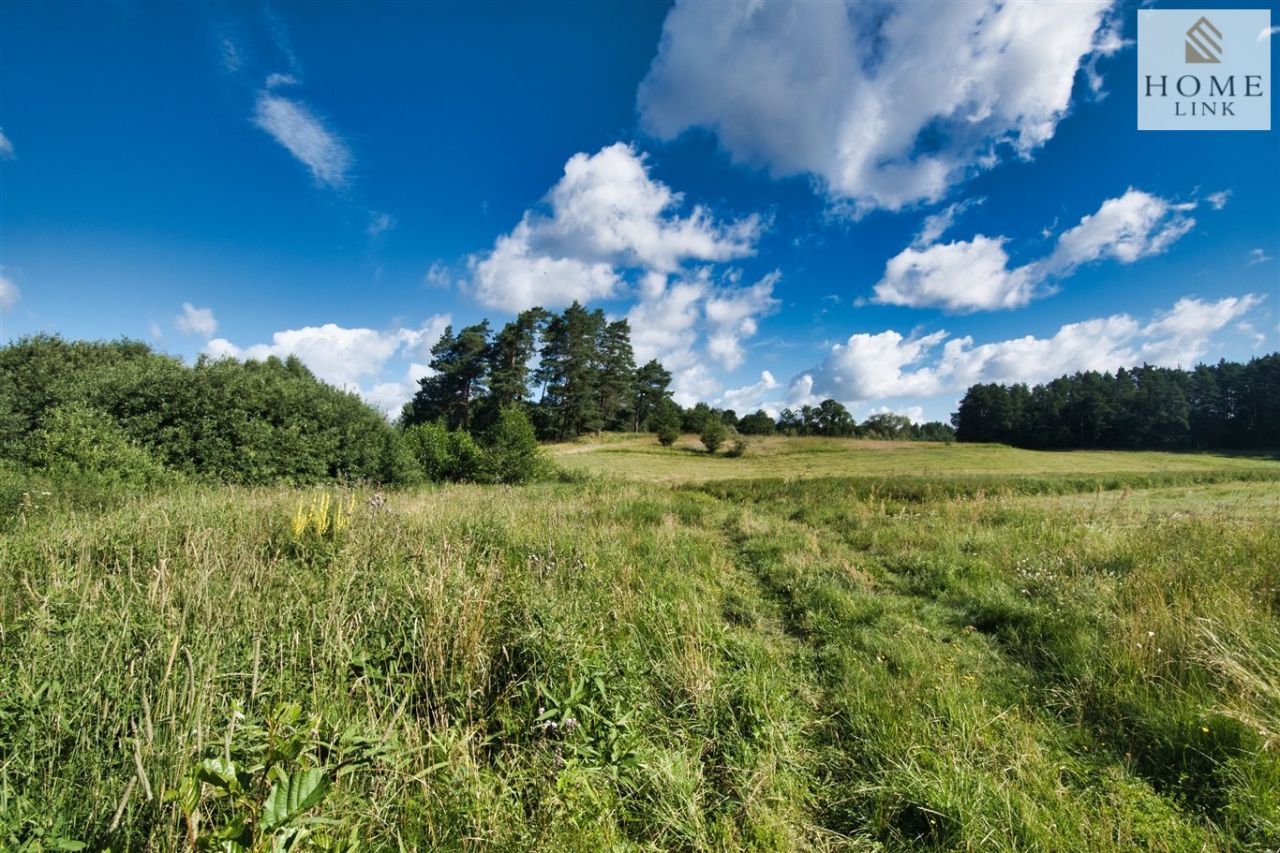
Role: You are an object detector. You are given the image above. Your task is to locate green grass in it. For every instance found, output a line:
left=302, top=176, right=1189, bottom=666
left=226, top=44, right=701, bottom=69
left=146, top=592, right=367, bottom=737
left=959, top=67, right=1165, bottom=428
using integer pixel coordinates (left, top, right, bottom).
left=550, top=433, right=1280, bottom=483
left=3, top=438, right=1279, bottom=850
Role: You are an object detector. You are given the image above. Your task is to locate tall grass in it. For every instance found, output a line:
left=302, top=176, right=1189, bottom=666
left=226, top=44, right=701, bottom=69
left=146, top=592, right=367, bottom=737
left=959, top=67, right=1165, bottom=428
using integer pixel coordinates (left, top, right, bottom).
left=2, top=454, right=1277, bottom=849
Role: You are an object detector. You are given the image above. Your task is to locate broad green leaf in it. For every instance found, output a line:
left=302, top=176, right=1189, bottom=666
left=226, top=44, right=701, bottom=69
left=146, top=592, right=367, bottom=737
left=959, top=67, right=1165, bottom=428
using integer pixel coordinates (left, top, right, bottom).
left=197, top=757, right=240, bottom=792
left=261, top=768, right=329, bottom=831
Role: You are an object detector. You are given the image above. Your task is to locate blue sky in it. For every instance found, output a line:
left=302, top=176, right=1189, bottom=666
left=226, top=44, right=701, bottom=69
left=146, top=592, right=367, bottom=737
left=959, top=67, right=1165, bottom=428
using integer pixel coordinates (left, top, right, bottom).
left=1, top=0, right=1276, bottom=422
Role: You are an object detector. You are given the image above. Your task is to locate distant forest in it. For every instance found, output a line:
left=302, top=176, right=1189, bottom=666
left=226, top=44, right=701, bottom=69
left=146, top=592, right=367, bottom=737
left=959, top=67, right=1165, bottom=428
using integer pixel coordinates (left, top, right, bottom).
left=951, top=354, right=1279, bottom=450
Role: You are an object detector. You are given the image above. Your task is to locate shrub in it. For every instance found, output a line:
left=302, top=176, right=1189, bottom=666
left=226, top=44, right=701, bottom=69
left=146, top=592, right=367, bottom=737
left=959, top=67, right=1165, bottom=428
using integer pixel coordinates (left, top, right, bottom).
left=482, top=406, right=545, bottom=484
left=651, top=400, right=681, bottom=447
left=30, top=402, right=170, bottom=487
left=724, top=437, right=748, bottom=458
left=402, top=421, right=489, bottom=482
left=700, top=418, right=728, bottom=454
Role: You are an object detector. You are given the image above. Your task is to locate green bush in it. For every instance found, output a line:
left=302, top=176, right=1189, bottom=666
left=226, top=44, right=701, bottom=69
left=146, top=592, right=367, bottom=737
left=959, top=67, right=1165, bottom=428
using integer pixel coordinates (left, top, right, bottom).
left=700, top=418, right=727, bottom=454
left=652, top=400, right=681, bottom=447
left=724, top=437, right=748, bottom=458
left=31, top=402, right=171, bottom=487
left=482, top=406, right=544, bottom=484
left=0, top=336, right=410, bottom=485
left=403, top=421, right=489, bottom=482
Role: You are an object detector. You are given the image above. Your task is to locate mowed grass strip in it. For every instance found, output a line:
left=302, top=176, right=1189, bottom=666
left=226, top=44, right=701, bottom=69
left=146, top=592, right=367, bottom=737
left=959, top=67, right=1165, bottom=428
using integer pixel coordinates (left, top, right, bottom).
left=549, top=433, right=1280, bottom=484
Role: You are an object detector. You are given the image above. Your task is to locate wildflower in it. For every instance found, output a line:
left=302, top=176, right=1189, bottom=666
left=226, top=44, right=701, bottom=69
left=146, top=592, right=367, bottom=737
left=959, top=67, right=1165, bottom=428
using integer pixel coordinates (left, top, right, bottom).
left=1201, top=726, right=1210, bottom=733
left=1147, top=631, right=1155, bottom=638
left=562, top=717, right=579, bottom=733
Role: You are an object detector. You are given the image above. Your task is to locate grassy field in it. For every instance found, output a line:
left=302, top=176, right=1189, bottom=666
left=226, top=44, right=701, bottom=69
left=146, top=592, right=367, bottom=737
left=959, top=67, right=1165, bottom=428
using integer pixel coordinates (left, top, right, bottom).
left=3, top=438, right=1280, bottom=850
left=550, top=433, right=1278, bottom=483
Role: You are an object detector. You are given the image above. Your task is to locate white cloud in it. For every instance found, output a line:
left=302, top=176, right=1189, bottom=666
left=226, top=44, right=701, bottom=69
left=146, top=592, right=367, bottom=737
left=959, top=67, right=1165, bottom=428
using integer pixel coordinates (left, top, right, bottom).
left=367, top=212, right=395, bottom=238
left=865, top=404, right=926, bottom=425
left=718, top=370, right=780, bottom=415
left=424, top=261, right=453, bottom=288
left=1205, top=190, right=1231, bottom=210
left=639, top=0, right=1119, bottom=213
left=914, top=198, right=983, bottom=248
left=470, top=143, right=760, bottom=312
left=0, top=273, right=19, bottom=311
left=874, top=236, right=1035, bottom=312
left=253, top=92, right=352, bottom=189
left=874, top=188, right=1198, bottom=312
left=804, top=330, right=950, bottom=401
left=1236, top=322, right=1266, bottom=349
left=0, top=129, right=13, bottom=160
left=149, top=322, right=164, bottom=341
left=1248, top=248, right=1273, bottom=266
left=625, top=268, right=782, bottom=403
left=791, top=294, right=1263, bottom=404
left=705, top=270, right=781, bottom=369
left=205, top=315, right=450, bottom=416
left=176, top=303, right=218, bottom=338
left=1139, top=294, right=1264, bottom=365
left=265, top=72, right=298, bottom=89
left=1041, top=188, right=1194, bottom=274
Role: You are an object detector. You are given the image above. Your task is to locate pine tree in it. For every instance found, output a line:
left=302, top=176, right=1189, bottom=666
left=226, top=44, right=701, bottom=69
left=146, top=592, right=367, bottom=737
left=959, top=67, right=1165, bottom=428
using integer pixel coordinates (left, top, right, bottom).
left=403, top=321, right=491, bottom=430
left=631, top=359, right=672, bottom=432
left=481, top=308, right=547, bottom=426
left=535, top=302, right=605, bottom=439
left=595, top=319, right=636, bottom=433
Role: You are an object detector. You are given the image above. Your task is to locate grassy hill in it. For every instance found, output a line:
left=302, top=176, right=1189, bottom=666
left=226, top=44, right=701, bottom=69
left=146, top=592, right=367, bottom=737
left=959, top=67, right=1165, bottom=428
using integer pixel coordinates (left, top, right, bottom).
left=3, top=438, right=1279, bottom=850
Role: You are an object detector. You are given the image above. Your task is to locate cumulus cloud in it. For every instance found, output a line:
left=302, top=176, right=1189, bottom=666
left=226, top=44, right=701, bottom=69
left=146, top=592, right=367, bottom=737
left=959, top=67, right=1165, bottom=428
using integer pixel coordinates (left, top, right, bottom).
left=639, top=0, right=1119, bottom=213
left=0, top=129, right=13, bottom=160
left=1040, top=188, right=1195, bottom=275
left=875, top=236, right=1035, bottom=312
left=176, top=303, right=218, bottom=338
left=790, top=294, right=1263, bottom=404
left=625, top=268, right=782, bottom=405
left=875, top=188, right=1198, bottom=312
left=470, top=143, right=761, bottom=312
left=719, top=370, right=780, bottom=414
left=253, top=92, right=352, bottom=189
left=205, top=315, right=450, bottom=416
left=0, top=273, right=19, bottom=311
left=705, top=271, right=781, bottom=369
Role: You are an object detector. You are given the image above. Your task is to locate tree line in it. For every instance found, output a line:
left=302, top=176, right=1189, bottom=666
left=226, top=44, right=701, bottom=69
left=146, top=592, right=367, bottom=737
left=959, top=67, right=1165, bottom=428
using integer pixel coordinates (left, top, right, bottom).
left=951, top=354, right=1279, bottom=450
left=401, top=301, right=675, bottom=441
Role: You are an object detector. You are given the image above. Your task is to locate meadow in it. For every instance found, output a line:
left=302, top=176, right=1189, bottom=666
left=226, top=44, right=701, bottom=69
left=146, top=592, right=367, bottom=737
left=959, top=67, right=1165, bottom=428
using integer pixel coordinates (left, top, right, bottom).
left=3, top=437, right=1279, bottom=851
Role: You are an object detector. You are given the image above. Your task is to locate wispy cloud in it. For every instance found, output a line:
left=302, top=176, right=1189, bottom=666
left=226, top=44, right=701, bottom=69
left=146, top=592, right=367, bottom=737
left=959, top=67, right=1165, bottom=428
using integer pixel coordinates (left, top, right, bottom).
left=367, top=212, right=395, bottom=238
left=253, top=93, right=352, bottom=189
left=1248, top=248, right=1274, bottom=266
left=1205, top=190, right=1231, bottom=210
left=0, top=129, right=14, bottom=160
left=0, top=272, right=20, bottom=311
left=176, top=303, right=218, bottom=338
